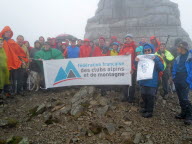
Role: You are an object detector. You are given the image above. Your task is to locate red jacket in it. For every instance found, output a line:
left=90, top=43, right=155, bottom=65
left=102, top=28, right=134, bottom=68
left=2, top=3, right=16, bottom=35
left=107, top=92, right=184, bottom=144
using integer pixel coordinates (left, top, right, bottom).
left=150, top=36, right=161, bottom=52
left=119, top=42, right=137, bottom=70
left=92, top=46, right=110, bottom=57
left=80, top=45, right=92, bottom=58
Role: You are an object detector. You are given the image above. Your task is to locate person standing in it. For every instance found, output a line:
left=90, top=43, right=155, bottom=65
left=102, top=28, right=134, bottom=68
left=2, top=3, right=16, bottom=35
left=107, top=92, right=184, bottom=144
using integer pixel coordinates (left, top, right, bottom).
left=136, top=44, right=164, bottom=118
left=0, top=26, right=28, bottom=96
left=80, top=39, right=92, bottom=58
left=92, top=37, right=110, bottom=57
left=119, top=34, right=137, bottom=103
left=150, top=36, right=161, bottom=52
left=16, top=35, right=30, bottom=92
left=155, top=43, right=174, bottom=99
left=0, top=37, right=9, bottom=101
left=172, top=41, right=192, bottom=125
left=64, top=39, right=80, bottom=59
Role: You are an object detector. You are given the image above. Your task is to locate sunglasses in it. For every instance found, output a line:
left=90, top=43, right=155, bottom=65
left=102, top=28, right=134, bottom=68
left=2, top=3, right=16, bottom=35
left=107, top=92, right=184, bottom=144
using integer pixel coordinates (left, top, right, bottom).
left=144, top=49, right=151, bottom=52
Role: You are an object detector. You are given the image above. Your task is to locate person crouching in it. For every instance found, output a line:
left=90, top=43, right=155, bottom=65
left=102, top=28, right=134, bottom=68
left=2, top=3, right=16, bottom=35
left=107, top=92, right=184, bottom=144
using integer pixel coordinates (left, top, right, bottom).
left=135, top=44, right=164, bottom=118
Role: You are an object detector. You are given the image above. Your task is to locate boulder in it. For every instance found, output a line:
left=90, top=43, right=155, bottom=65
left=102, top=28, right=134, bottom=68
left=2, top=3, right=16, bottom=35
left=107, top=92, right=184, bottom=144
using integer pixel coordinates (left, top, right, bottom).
left=85, top=0, right=192, bottom=48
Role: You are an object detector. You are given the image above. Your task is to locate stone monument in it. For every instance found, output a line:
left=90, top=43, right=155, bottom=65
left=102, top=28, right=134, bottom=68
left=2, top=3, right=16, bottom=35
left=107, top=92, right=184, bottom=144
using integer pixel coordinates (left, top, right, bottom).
left=84, top=0, right=191, bottom=47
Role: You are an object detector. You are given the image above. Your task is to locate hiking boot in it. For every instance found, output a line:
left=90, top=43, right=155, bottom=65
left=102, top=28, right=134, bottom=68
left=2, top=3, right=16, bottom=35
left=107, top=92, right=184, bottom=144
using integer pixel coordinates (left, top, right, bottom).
left=184, top=119, right=192, bottom=125
left=142, top=112, right=153, bottom=118
left=175, top=113, right=186, bottom=119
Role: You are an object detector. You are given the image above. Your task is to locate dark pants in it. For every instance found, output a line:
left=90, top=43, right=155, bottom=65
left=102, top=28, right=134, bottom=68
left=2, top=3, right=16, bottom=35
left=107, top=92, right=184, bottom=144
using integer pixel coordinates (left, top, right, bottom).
left=162, top=69, right=169, bottom=95
left=123, top=72, right=136, bottom=102
left=174, top=72, right=192, bottom=120
left=141, top=86, right=157, bottom=113
left=10, top=68, right=25, bottom=93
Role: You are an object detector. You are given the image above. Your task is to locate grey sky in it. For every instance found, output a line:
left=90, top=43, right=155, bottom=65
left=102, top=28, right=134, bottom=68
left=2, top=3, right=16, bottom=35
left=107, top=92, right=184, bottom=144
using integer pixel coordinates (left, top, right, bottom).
left=0, top=0, right=191, bottom=45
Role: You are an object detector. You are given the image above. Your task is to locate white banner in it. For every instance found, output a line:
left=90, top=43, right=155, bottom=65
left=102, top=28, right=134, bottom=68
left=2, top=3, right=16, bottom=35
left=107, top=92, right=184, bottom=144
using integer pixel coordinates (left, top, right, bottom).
left=43, top=56, right=132, bottom=88
left=136, top=54, right=155, bottom=81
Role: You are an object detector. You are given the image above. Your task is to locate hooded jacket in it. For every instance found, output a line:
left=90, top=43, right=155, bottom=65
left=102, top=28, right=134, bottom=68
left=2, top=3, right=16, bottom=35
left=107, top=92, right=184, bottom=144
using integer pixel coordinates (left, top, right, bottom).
left=150, top=36, right=161, bottom=52
left=0, top=47, right=9, bottom=89
left=92, top=46, right=110, bottom=57
left=139, top=44, right=164, bottom=88
left=80, top=45, right=92, bottom=58
left=172, top=50, right=192, bottom=89
left=0, top=26, right=28, bottom=70
left=119, top=41, right=137, bottom=70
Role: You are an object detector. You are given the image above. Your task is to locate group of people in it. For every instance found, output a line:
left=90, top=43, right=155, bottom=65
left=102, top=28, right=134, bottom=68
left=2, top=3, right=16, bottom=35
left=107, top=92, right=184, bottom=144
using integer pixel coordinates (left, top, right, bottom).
left=0, top=26, right=192, bottom=125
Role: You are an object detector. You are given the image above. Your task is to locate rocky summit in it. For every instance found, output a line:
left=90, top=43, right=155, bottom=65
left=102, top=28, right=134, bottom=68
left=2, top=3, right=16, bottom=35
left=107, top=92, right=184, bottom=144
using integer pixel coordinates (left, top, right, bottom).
left=0, top=86, right=192, bottom=143
left=85, top=0, right=192, bottom=47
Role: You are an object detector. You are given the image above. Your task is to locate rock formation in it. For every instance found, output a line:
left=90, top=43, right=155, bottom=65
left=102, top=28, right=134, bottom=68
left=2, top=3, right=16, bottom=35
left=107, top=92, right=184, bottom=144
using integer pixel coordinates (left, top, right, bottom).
left=84, top=0, right=191, bottom=47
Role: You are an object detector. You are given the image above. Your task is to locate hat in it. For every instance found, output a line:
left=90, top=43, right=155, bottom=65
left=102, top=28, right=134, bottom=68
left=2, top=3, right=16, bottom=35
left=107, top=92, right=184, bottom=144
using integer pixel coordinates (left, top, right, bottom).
left=62, top=43, right=67, bottom=46
left=135, top=46, right=144, bottom=54
left=112, top=42, right=119, bottom=46
left=111, top=36, right=117, bottom=40
left=143, top=44, right=155, bottom=53
left=125, top=34, right=133, bottom=39
left=178, top=41, right=189, bottom=50
left=99, top=37, right=106, bottom=41
left=84, top=39, right=90, bottom=42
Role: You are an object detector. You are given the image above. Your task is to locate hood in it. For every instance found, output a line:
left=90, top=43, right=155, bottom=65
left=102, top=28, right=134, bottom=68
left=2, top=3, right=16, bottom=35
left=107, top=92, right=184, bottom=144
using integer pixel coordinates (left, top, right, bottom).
left=0, top=26, right=13, bottom=38
left=136, top=46, right=143, bottom=54
left=143, top=43, right=155, bottom=54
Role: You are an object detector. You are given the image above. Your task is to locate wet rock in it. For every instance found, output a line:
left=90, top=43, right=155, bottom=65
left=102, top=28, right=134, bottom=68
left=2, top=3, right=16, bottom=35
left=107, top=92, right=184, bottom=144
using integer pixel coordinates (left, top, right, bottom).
left=0, top=118, right=18, bottom=128
left=134, top=133, right=142, bottom=144
left=59, top=105, right=71, bottom=115
left=104, top=123, right=116, bottom=135
left=97, top=105, right=109, bottom=117
left=71, top=105, right=84, bottom=118
left=18, top=138, right=29, bottom=144
left=98, top=97, right=109, bottom=106
left=6, top=136, right=23, bottom=144
left=89, top=122, right=103, bottom=135
left=44, top=113, right=60, bottom=125
left=36, top=104, right=46, bottom=115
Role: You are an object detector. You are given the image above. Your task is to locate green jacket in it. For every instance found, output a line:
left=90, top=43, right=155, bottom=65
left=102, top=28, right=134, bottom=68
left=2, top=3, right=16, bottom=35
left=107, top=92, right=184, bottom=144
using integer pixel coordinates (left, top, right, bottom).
left=155, top=50, right=174, bottom=69
left=34, top=48, right=64, bottom=73
left=34, top=48, right=64, bottom=60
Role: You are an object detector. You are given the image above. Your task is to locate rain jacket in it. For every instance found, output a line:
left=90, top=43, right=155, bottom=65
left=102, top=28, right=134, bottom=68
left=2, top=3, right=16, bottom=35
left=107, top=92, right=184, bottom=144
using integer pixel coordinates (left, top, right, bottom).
left=150, top=36, right=161, bottom=52
left=21, top=44, right=29, bottom=69
left=0, top=47, right=9, bottom=89
left=34, top=48, right=64, bottom=73
left=155, top=50, right=174, bottom=69
left=64, top=46, right=80, bottom=58
left=34, top=48, right=64, bottom=60
left=80, top=45, right=92, bottom=58
left=139, top=44, right=164, bottom=88
left=0, top=26, right=28, bottom=70
left=92, top=46, right=110, bottom=57
left=110, top=50, right=119, bottom=56
left=119, top=42, right=137, bottom=70
left=172, top=50, right=192, bottom=90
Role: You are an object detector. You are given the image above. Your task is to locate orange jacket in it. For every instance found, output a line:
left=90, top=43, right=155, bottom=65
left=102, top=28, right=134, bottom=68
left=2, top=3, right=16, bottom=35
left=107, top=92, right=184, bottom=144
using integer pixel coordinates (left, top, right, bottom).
left=79, top=45, right=92, bottom=58
left=0, top=26, right=28, bottom=70
left=92, top=46, right=110, bottom=57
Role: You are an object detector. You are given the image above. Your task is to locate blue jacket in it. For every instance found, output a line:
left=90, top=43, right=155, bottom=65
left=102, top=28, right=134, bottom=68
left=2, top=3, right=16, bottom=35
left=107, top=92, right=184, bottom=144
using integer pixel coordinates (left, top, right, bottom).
left=67, top=46, right=80, bottom=58
left=139, top=56, right=164, bottom=88
left=172, top=50, right=192, bottom=89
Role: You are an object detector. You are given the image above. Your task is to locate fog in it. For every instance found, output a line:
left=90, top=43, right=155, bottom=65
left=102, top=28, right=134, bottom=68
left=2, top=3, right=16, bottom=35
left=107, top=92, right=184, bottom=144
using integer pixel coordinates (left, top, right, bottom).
left=0, top=0, right=191, bottom=45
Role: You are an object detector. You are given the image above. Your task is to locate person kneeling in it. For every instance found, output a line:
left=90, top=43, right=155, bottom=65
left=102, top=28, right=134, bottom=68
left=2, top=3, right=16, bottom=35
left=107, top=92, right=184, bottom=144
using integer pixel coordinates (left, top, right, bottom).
left=135, top=44, right=164, bottom=118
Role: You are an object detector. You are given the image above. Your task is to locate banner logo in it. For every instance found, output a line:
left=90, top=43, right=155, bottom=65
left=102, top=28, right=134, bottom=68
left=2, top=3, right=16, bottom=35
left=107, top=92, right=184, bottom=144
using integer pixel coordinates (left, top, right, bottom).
left=54, top=61, right=81, bottom=85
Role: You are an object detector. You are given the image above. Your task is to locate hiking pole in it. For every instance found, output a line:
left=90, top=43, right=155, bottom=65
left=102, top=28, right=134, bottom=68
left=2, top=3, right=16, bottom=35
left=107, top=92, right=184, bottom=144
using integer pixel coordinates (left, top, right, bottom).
left=165, top=35, right=170, bottom=47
